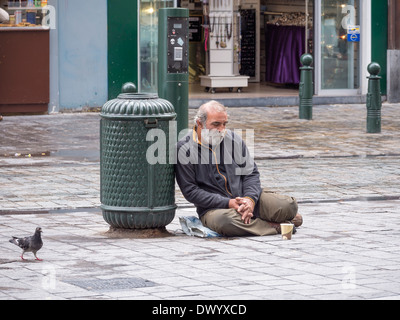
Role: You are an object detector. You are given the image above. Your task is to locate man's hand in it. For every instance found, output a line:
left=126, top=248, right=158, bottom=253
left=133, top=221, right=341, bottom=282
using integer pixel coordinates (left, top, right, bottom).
left=229, top=197, right=255, bottom=224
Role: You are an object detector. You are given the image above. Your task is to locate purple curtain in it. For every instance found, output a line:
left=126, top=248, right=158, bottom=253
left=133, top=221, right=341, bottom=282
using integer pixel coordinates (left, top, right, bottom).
left=265, top=25, right=305, bottom=84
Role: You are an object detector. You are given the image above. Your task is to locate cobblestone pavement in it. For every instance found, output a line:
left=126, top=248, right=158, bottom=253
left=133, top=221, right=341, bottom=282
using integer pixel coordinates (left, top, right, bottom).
left=0, top=103, right=399, bottom=300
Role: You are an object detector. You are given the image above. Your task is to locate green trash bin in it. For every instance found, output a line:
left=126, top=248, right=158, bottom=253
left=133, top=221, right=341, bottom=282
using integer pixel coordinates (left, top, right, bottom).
left=100, top=83, right=177, bottom=229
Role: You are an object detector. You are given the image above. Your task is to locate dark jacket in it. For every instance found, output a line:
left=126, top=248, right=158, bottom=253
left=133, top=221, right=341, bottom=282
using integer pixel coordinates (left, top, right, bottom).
left=175, top=128, right=262, bottom=218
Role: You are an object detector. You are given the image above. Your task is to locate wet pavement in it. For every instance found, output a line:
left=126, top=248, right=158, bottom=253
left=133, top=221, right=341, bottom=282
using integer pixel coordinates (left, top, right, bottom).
left=0, top=103, right=400, bottom=300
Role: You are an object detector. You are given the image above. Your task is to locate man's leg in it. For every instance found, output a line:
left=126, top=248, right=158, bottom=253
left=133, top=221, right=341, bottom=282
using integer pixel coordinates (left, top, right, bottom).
left=258, top=189, right=298, bottom=223
left=201, top=208, right=278, bottom=237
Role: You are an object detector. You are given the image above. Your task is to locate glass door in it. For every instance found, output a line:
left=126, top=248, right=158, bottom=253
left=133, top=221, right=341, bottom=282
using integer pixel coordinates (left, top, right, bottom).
left=139, top=0, right=174, bottom=93
left=316, top=0, right=361, bottom=94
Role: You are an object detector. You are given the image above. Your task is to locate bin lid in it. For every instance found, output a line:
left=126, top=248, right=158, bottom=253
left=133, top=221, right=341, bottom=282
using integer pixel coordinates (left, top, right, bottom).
left=101, top=82, right=176, bottom=120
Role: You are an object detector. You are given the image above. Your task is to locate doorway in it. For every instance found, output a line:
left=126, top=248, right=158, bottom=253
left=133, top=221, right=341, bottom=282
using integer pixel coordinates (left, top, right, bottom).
left=189, top=0, right=314, bottom=99
left=317, top=0, right=360, bottom=94
left=314, top=0, right=371, bottom=96
left=262, top=0, right=313, bottom=87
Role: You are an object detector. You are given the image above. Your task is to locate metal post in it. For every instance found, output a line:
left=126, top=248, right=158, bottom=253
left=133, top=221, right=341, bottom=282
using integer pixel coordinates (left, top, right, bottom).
left=305, top=0, right=309, bottom=53
left=366, top=62, right=382, bottom=133
left=158, top=8, right=189, bottom=138
left=299, top=53, right=314, bottom=120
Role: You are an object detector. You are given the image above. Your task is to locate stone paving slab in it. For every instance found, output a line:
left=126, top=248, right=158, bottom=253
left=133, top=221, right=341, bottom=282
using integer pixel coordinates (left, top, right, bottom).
left=0, top=161, right=100, bottom=211
left=1, top=155, right=399, bottom=211
left=0, top=104, right=399, bottom=161
left=0, top=104, right=400, bottom=300
left=0, top=199, right=399, bottom=300
left=189, top=103, right=400, bottom=159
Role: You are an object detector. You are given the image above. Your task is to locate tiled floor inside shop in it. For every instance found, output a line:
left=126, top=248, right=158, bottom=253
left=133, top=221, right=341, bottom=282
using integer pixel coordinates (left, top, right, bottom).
left=189, top=82, right=299, bottom=100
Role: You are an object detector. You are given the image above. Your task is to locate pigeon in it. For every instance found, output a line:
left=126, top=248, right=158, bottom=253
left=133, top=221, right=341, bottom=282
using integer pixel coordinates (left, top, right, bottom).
left=9, top=227, right=43, bottom=261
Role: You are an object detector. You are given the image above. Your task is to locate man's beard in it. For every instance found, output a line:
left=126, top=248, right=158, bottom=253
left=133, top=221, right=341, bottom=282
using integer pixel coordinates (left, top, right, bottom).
left=201, top=129, right=227, bottom=147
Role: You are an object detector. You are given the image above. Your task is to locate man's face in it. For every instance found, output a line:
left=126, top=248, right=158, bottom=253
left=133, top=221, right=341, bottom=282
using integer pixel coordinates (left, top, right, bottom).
left=197, top=110, right=228, bottom=146
left=201, top=110, right=228, bottom=131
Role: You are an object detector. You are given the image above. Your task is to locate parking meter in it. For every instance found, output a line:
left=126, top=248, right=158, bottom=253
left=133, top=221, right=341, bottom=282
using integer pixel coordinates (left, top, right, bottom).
left=158, top=8, right=189, bottom=138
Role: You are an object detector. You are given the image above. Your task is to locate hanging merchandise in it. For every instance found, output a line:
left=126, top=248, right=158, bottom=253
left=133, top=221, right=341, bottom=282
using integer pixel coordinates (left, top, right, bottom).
left=226, top=15, right=232, bottom=40
left=203, top=0, right=209, bottom=18
left=199, top=0, right=249, bottom=93
left=202, top=0, right=210, bottom=51
left=214, top=16, right=219, bottom=48
left=234, top=12, right=241, bottom=71
left=220, top=16, right=226, bottom=48
left=267, top=12, right=310, bottom=27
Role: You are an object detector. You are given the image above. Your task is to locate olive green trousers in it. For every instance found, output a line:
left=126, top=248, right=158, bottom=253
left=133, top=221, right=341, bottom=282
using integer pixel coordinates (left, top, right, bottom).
left=200, top=189, right=298, bottom=237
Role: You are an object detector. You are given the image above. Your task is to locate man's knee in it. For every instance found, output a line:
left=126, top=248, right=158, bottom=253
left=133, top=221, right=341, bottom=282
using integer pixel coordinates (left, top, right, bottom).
left=202, top=209, right=244, bottom=236
left=283, top=197, right=298, bottom=220
left=259, top=190, right=298, bottom=222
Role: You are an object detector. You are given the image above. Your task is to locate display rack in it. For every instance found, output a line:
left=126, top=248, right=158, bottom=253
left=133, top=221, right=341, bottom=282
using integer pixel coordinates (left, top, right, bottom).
left=5, top=0, right=48, bottom=26
left=199, top=0, right=249, bottom=93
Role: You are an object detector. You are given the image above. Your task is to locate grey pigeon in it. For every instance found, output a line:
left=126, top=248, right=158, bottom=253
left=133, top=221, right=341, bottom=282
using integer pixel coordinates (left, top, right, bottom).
left=9, top=227, right=43, bottom=261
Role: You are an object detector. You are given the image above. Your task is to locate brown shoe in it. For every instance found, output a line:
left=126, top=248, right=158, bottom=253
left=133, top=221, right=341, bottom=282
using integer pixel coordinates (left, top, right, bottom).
left=291, top=214, right=303, bottom=227
left=269, top=222, right=281, bottom=234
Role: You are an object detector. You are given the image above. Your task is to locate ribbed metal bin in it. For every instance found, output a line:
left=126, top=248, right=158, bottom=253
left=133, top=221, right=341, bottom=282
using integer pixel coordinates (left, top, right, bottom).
left=100, top=83, right=177, bottom=229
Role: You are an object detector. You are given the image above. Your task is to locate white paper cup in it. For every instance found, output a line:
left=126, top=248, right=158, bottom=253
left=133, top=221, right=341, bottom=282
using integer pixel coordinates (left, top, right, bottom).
left=280, top=223, right=294, bottom=240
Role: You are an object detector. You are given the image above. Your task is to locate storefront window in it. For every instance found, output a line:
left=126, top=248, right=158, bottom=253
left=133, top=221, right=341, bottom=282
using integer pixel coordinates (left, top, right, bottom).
left=320, top=0, right=360, bottom=90
left=139, top=0, right=173, bottom=93
left=1, top=0, right=46, bottom=27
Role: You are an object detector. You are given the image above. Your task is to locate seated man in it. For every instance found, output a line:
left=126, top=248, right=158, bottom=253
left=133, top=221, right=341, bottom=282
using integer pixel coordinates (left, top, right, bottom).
left=175, top=100, right=302, bottom=237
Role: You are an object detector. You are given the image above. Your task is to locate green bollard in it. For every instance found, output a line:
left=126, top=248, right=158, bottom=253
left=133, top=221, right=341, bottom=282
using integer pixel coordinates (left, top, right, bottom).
left=366, top=62, right=382, bottom=134
left=299, top=53, right=314, bottom=120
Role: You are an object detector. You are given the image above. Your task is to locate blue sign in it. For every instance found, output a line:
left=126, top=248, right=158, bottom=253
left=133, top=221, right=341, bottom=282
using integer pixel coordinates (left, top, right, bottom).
left=347, top=25, right=360, bottom=42
left=347, top=33, right=360, bottom=42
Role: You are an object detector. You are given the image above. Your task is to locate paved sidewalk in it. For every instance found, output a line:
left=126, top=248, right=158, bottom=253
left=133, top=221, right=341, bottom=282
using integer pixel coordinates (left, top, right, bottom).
left=1, top=200, right=399, bottom=300
left=0, top=103, right=399, bottom=300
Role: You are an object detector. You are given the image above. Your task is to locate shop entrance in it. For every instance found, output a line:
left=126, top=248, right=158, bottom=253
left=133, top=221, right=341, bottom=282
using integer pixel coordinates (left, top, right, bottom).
left=315, top=0, right=362, bottom=95
left=137, top=0, right=370, bottom=103
left=187, top=0, right=314, bottom=100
